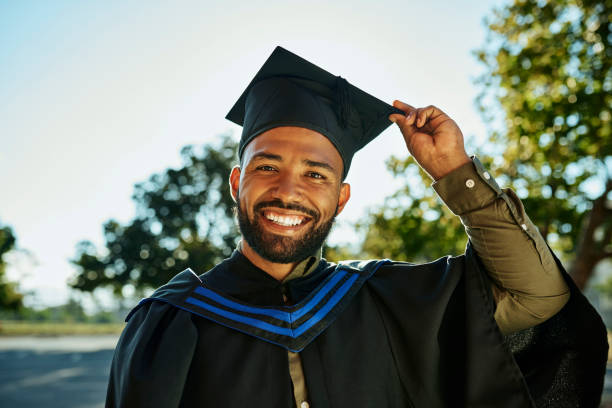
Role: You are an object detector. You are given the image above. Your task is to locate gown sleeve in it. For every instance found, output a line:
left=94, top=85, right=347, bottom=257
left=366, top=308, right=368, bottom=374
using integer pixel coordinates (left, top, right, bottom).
left=106, top=300, right=198, bottom=408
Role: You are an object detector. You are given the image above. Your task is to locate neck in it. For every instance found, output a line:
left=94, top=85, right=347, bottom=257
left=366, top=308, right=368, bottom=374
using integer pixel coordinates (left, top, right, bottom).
left=240, top=239, right=299, bottom=281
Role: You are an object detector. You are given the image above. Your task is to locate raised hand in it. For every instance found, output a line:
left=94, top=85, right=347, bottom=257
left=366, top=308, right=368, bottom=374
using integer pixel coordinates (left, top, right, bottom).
left=389, top=100, right=471, bottom=180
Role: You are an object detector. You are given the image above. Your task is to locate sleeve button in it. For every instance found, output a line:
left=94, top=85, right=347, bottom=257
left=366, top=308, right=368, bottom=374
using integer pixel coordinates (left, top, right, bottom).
left=483, top=171, right=491, bottom=180
left=301, top=402, right=310, bottom=408
left=521, top=224, right=528, bottom=231
left=465, top=179, right=475, bottom=188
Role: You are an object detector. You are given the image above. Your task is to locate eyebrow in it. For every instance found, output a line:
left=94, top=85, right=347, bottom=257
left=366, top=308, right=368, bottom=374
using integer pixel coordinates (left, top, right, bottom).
left=251, top=152, right=337, bottom=174
left=251, top=152, right=282, bottom=162
left=303, top=159, right=336, bottom=173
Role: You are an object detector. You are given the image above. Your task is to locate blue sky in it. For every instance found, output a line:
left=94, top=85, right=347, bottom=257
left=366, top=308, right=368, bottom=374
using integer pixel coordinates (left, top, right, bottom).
left=0, top=0, right=507, bottom=307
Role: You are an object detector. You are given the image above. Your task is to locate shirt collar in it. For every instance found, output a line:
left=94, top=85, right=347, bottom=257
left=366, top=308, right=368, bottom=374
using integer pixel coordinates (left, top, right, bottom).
left=235, top=240, right=322, bottom=283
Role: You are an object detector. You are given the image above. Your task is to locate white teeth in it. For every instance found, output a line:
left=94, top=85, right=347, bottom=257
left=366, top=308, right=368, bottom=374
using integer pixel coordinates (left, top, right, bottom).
left=265, top=213, right=303, bottom=226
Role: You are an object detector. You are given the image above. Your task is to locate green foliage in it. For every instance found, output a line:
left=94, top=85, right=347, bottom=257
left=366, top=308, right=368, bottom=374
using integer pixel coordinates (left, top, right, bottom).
left=0, top=297, right=123, bottom=324
left=360, top=157, right=467, bottom=262
left=323, top=243, right=361, bottom=263
left=5, top=299, right=86, bottom=322
left=70, top=135, right=239, bottom=295
left=360, top=0, right=611, bottom=280
left=475, top=0, right=612, bottom=287
left=0, top=321, right=125, bottom=336
left=0, top=223, right=23, bottom=310
left=593, top=264, right=612, bottom=295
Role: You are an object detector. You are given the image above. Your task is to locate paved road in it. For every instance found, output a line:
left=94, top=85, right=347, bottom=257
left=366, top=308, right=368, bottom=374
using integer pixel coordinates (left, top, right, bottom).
left=0, top=336, right=119, bottom=408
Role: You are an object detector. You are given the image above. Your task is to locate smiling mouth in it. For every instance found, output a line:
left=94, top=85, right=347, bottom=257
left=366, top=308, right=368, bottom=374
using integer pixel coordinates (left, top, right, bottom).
left=261, top=210, right=311, bottom=228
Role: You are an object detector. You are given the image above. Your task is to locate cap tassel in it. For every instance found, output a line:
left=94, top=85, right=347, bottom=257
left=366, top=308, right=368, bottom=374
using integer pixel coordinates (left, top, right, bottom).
left=334, top=76, right=351, bottom=129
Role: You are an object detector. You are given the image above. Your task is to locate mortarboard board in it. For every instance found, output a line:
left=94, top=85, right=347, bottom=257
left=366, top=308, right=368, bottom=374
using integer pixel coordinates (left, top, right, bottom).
left=225, top=46, right=405, bottom=179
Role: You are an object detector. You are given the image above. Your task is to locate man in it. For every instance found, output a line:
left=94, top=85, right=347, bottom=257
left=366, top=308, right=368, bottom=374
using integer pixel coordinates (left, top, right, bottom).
left=106, top=47, right=607, bottom=407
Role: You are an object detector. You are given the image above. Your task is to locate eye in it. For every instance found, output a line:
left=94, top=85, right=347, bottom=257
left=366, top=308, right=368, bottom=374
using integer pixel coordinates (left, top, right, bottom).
left=256, top=165, right=277, bottom=172
left=307, top=171, right=325, bottom=179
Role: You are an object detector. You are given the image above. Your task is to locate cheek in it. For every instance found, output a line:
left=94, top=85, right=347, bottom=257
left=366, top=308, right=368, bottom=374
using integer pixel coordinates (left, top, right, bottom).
left=237, top=182, right=265, bottom=212
left=315, top=191, right=340, bottom=217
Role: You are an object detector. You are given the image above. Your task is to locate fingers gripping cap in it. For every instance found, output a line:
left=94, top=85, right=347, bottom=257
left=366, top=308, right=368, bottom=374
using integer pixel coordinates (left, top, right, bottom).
left=225, top=46, right=404, bottom=179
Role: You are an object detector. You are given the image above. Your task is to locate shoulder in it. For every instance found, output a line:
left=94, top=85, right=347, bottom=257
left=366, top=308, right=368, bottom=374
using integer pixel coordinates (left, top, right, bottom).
left=357, top=255, right=467, bottom=299
left=120, top=267, right=202, bottom=340
left=113, top=270, right=202, bottom=368
left=339, top=254, right=466, bottom=277
left=108, top=272, right=201, bottom=406
left=125, top=268, right=202, bottom=322
left=150, top=267, right=202, bottom=300
left=111, top=268, right=202, bottom=366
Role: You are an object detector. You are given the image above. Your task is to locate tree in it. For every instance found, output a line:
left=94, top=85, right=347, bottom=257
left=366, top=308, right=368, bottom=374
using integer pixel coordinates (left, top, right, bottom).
left=475, top=0, right=612, bottom=289
left=0, top=222, right=23, bottom=310
left=358, top=157, right=467, bottom=262
left=359, top=1, right=612, bottom=290
left=70, top=135, right=239, bottom=296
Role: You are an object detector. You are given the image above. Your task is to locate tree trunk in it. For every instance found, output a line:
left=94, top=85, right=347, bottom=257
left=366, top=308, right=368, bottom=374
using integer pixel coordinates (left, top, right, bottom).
left=570, top=180, right=612, bottom=290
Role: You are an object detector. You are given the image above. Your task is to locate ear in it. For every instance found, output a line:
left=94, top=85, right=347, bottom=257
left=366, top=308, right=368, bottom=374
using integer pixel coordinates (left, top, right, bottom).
left=229, top=165, right=241, bottom=202
left=335, top=183, right=351, bottom=215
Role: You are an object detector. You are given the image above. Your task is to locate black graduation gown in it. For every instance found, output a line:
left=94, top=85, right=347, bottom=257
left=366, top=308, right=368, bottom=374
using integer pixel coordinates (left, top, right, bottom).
left=106, top=244, right=608, bottom=407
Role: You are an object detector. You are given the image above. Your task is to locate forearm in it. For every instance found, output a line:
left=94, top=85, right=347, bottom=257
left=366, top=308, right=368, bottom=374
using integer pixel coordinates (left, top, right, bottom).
left=433, top=158, right=570, bottom=335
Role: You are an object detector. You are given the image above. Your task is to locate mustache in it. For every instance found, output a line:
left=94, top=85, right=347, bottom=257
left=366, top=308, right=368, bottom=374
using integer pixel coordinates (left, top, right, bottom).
left=254, top=199, right=319, bottom=221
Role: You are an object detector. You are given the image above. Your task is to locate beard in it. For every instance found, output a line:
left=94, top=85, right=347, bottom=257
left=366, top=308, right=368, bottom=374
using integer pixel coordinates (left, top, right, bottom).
left=236, top=195, right=336, bottom=264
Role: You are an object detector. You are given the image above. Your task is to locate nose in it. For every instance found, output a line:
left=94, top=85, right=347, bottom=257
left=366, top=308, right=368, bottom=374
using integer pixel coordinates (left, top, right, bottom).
left=271, top=171, right=302, bottom=203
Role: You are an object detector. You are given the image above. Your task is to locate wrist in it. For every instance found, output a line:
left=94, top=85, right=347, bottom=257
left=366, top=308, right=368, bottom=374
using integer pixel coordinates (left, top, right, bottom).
left=430, top=154, right=471, bottom=180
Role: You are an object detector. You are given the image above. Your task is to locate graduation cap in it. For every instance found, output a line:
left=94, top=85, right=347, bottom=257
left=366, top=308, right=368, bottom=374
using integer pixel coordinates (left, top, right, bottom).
left=226, top=46, right=405, bottom=179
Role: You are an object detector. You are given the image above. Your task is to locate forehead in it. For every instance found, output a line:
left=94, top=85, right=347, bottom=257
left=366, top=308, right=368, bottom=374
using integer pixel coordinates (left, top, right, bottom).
left=241, top=126, right=343, bottom=173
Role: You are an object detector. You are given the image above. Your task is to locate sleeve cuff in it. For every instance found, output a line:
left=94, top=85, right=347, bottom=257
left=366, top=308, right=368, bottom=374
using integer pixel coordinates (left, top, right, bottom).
left=432, top=156, right=503, bottom=215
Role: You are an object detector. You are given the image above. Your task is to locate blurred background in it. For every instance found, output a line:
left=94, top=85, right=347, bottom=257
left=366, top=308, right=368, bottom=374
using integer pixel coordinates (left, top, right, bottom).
left=1, top=0, right=611, bottom=406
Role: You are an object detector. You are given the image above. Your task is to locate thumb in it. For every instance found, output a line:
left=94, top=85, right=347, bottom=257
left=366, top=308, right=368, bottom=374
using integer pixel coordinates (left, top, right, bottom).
left=393, top=99, right=415, bottom=113
left=388, top=113, right=406, bottom=124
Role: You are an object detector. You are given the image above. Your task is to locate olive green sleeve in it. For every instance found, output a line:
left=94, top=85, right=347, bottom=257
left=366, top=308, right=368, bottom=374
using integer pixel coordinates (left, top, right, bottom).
left=432, top=157, right=570, bottom=335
